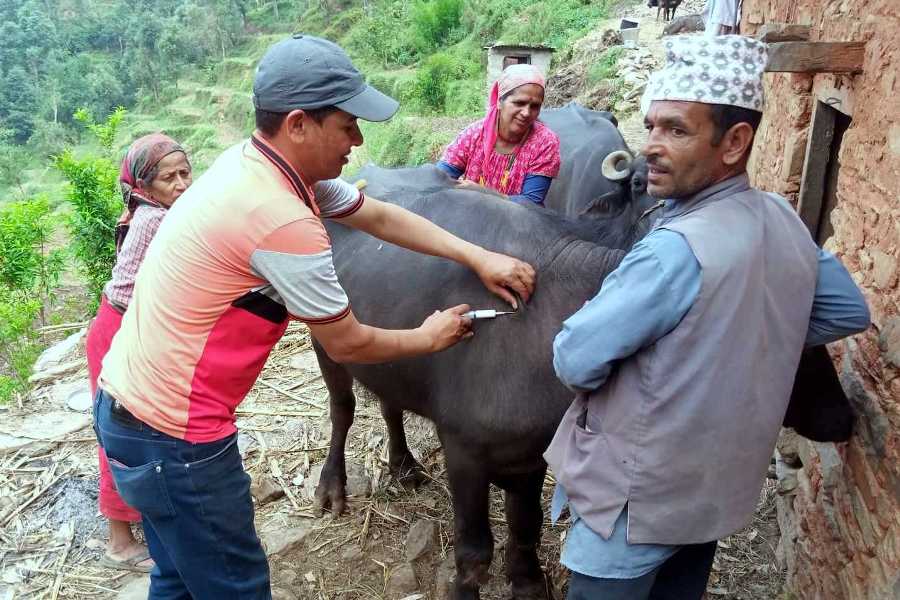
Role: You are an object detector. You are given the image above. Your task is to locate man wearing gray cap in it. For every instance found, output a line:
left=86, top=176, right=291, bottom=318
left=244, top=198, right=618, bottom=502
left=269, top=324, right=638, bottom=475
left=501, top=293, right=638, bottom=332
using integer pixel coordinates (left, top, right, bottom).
left=545, top=35, right=869, bottom=598
left=93, top=34, right=535, bottom=599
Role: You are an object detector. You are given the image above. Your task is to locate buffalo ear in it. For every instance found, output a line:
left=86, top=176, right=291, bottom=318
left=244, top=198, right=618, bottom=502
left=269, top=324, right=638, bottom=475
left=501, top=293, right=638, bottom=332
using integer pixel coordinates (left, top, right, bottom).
left=578, top=189, right=622, bottom=217
left=598, top=111, right=619, bottom=128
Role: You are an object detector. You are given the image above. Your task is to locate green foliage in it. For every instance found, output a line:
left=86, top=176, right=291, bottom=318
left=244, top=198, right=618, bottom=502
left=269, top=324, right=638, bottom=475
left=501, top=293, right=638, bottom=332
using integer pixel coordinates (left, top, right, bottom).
left=587, top=46, right=626, bottom=84
left=410, top=0, right=464, bottom=54
left=344, top=4, right=417, bottom=68
left=27, top=121, right=75, bottom=159
left=0, top=197, right=64, bottom=297
left=361, top=117, right=458, bottom=168
left=461, top=0, right=606, bottom=47
left=0, top=285, right=42, bottom=404
left=74, top=107, right=128, bottom=153
left=444, top=78, right=485, bottom=116
left=55, top=150, right=120, bottom=305
left=414, top=53, right=464, bottom=113
left=0, top=129, right=31, bottom=197
left=0, top=197, right=64, bottom=404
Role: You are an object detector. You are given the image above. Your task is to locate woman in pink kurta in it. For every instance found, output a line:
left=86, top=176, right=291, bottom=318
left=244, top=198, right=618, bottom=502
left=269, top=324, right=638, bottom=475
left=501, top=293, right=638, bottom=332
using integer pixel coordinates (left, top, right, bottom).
left=438, top=64, right=561, bottom=205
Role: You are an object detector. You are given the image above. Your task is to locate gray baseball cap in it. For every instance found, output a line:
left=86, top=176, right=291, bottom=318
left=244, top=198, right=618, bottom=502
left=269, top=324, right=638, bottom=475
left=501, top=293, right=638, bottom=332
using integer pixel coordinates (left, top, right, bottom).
left=252, top=34, right=399, bottom=122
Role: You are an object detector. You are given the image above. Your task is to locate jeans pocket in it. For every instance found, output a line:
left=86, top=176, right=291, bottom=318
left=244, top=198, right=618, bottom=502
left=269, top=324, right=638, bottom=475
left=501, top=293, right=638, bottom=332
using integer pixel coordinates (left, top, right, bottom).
left=184, top=436, right=243, bottom=491
left=107, top=458, right=177, bottom=519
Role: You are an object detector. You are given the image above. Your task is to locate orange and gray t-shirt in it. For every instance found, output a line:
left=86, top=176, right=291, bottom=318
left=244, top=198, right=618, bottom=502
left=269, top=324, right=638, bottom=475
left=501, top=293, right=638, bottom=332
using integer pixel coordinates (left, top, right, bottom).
left=99, top=134, right=362, bottom=442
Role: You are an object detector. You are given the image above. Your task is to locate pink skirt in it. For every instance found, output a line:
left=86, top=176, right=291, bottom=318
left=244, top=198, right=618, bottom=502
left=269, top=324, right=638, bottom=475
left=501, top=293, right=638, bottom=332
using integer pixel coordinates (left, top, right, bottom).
left=86, top=296, right=141, bottom=523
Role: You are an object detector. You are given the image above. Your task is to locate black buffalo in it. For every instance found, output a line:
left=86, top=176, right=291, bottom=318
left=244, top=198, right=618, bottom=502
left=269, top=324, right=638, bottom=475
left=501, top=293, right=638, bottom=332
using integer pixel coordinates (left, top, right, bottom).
left=313, top=167, right=634, bottom=599
left=542, top=103, right=652, bottom=222
left=310, top=164, right=852, bottom=600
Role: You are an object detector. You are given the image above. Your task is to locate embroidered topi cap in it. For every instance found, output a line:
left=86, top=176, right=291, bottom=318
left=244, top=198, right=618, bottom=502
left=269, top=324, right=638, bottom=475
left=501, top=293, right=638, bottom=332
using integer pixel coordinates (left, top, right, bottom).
left=640, top=35, right=767, bottom=115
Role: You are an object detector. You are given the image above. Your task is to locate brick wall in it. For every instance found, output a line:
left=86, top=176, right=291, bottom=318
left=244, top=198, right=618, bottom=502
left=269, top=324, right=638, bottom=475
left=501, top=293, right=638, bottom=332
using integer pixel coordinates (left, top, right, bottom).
left=742, top=1, right=899, bottom=598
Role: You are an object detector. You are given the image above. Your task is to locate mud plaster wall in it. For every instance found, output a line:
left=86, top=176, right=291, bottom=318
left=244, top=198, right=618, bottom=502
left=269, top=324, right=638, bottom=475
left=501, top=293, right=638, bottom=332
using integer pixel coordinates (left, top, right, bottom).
left=742, top=1, right=900, bottom=598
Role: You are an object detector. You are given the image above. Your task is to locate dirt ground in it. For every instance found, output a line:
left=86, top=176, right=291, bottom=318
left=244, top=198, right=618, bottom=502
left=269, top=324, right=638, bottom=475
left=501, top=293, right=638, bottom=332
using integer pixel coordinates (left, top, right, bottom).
left=1, top=320, right=784, bottom=600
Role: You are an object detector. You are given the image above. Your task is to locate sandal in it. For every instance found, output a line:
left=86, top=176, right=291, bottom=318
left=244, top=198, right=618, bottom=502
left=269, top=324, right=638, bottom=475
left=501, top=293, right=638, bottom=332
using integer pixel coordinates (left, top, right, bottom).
left=99, top=548, right=154, bottom=573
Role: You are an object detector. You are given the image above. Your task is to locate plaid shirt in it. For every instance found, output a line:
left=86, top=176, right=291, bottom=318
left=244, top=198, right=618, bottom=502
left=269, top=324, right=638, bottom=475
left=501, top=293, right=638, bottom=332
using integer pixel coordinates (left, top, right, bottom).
left=104, top=204, right=167, bottom=309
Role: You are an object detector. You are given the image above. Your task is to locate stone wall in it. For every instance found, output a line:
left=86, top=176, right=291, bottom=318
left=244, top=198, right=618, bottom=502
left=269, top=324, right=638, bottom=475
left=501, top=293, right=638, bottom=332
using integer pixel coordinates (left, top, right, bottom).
left=486, top=47, right=554, bottom=89
left=742, top=1, right=900, bottom=598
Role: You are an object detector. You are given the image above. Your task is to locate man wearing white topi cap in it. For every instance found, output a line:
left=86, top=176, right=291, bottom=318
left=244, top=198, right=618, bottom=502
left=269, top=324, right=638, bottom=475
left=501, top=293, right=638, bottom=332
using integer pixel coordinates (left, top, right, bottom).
left=545, top=35, right=870, bottom=599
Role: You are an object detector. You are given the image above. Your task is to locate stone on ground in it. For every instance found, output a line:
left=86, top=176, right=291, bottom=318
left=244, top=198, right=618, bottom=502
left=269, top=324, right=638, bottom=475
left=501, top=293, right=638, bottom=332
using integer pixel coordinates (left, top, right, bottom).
left=405, top=519, right=437, bottom=562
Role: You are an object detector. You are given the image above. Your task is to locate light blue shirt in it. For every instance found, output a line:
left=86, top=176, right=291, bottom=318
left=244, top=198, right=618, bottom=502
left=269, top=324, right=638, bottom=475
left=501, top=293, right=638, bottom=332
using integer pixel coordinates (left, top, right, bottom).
left=551, top=205, right=870, bottom=579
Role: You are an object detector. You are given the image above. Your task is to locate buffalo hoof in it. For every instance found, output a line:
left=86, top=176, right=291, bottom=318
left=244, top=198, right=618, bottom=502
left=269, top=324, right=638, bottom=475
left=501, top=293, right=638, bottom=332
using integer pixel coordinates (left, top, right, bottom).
left=511, top=577, right=551, bottom=600
left=313, top=467, right=348, bottom=516
left=390, top=452, right=429, bottom=489
left=452, top=583, right=481, bottom=600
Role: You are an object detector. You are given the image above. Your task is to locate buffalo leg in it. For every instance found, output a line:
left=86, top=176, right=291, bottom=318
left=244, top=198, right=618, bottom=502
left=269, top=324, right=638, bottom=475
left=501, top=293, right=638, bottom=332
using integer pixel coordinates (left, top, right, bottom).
left=444, top=439, right=494, bottom=600
left=312, top=341, right=355, bottom=515
left=380, top=403, right=429, bottom=488
left=496, top=467, right=549, bottom=600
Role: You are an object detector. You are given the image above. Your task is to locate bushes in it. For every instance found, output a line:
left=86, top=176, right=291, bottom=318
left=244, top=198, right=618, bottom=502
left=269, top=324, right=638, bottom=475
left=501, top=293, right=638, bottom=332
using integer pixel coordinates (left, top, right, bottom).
left=55, top=151, right=120, bottom=305
left=344, top=3, right=417, bottom=68
left=359, top=117, right=459, bottom=168
left=55, top=109, right=126, bottom=306
left=414, top=53, right=464, bottom=113
left=411, top=0, right=464, bottom=53
left=472, top=0, right=607, bottom=47
left=587, top=46, right=626, bottom=84
left=0, top=197, right=64, bottom=297
left=0, top=286, right=42, bottom=403
left=0, top=197, right=65, bottom=403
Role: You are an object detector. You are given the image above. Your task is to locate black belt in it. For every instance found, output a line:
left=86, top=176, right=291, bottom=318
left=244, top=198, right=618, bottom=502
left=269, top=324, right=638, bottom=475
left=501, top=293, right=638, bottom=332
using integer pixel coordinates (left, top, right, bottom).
left=108, top=395, right=143, bottom=428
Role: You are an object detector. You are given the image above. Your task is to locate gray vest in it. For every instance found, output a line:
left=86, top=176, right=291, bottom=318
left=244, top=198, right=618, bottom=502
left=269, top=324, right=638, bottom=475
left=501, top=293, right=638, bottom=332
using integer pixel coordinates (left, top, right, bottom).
left=544, top=175, right=818, bottom=544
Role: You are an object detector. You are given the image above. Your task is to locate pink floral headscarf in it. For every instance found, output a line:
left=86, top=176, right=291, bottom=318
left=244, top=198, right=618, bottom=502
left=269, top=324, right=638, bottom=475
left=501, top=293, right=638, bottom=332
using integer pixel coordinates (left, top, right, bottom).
left=482, top=64, right=546, bottom=160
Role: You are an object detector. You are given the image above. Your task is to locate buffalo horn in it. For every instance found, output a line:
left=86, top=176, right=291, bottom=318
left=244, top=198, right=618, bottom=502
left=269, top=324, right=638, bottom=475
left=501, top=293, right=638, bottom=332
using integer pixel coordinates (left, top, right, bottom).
left=601, top=150, right=633, bottom=181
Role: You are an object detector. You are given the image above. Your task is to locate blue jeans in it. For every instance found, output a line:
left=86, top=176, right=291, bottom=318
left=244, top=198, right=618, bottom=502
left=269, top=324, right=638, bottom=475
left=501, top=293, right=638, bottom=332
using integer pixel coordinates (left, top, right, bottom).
left=567, top=539, right=717, bottom=600
left=94, top=389, right=270, bottom=600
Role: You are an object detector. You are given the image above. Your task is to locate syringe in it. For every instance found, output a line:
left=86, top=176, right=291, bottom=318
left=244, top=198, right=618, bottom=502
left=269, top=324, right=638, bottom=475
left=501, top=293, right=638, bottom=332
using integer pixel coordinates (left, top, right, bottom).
left=462, top=309, right=515, bottom=320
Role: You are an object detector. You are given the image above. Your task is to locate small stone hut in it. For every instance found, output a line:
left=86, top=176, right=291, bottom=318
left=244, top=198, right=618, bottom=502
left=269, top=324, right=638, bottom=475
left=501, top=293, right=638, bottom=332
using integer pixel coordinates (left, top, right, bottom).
left=484, top=44, right=555, bottom=89
left=741, top=1, right=899, bottom=598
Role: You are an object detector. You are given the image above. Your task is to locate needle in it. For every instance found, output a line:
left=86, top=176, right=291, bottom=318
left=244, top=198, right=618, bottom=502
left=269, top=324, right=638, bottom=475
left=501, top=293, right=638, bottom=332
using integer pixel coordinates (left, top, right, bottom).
left=462, top=310, right=515, bottom=320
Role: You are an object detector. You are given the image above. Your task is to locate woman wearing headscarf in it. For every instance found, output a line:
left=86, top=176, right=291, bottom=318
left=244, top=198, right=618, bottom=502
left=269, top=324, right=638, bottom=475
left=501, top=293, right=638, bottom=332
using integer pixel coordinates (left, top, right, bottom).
left=85, top=133, right=192, bottom=572
left=437, top=63, right=561, bottom=206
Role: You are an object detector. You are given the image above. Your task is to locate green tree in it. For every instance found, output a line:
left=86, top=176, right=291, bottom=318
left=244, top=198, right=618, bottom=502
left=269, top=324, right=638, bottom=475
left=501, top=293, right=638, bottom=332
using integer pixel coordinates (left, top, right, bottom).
left=0, top=196, right=65, bottom=403
left=0, top=129, right=30, bottom=197
left=414, top=52, right=461, bottom=112
left=411, top=0, right=463, bottom=54
left=56, top=107, right=125, bottom=304
left=0, top=67, right=38, bottom=142
left=0, top=197, right=65, bottom=316
left=55, top=151, right=120, bottom=303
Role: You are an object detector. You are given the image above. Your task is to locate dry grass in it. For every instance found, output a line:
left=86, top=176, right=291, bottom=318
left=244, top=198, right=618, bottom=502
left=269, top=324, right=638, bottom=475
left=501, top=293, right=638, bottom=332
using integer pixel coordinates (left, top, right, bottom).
left=0, top=322, right=785, bottom=598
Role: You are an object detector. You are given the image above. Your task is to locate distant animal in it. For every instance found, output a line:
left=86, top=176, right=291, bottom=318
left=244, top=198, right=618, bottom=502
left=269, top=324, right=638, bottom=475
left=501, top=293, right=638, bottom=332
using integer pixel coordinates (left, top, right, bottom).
left=310, top=106, right=854, bottom=599
left=662, top=12, right=705, bottom=35
left=657, top=0, right=682, bottom=21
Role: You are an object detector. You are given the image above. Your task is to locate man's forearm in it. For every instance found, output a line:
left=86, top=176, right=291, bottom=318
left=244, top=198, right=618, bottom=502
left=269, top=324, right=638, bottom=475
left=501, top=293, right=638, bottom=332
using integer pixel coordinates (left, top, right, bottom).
left=346, top=198, right=485, bottom=270
left=318, top=323, right=434, bottom=364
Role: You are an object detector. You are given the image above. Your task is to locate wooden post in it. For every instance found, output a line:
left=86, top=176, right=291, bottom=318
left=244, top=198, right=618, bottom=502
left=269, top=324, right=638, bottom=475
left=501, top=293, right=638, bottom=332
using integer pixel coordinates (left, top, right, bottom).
left=756, top=23, right=810, bottom=42
left=797, top=101, right=836, bottom=237
left=765, top=42, right=865, bottom=73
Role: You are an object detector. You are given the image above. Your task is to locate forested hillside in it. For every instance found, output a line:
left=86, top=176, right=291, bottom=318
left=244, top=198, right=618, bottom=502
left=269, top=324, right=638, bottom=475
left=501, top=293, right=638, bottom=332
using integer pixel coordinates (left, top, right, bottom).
left=0, top=0, right=615, bottom=403
left=0, top=0, right=610, bottom=195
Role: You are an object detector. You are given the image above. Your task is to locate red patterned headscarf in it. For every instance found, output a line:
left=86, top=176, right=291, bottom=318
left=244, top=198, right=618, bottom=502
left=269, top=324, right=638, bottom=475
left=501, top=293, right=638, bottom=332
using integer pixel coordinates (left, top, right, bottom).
left=482, top=64, right=546, bottom=160
left=114, top=134, right=187, bottom=254
left=119, top=133, right=187, bottom=212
